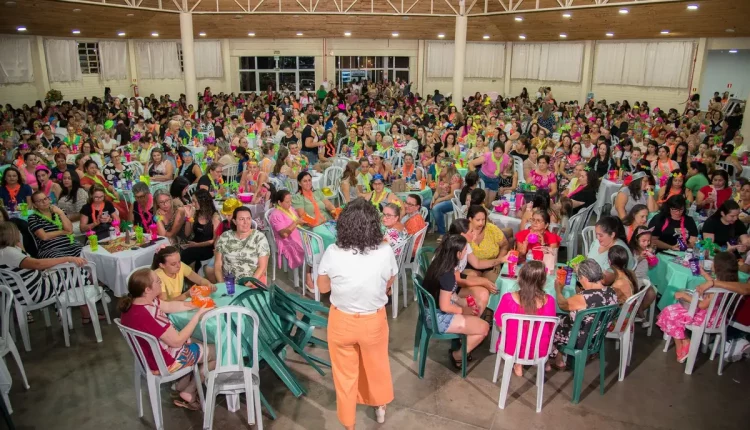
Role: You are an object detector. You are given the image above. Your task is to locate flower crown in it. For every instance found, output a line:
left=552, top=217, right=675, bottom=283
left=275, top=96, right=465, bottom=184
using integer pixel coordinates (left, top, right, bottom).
left=672, top=172, right=683, bottom=178
left=131, top=133, right=142, bottom=142
left=204, top=136, right=216, bottom=144
left=583, top=165, right=591, bottom=171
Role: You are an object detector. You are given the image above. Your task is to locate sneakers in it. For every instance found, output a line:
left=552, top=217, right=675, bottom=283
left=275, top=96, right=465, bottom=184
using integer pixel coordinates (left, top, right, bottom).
left=375, top=406, right=386, bottom=424
left=677, top=343, right=690, bottom=363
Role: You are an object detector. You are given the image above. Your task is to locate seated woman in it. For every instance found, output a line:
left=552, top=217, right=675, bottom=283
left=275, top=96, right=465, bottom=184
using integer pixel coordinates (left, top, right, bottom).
left=611, top=171, right=657, bottom=218
left=101, top=148, right=132, bottom=186
left=587, top=216, right=634, bottom=278
left=518, top=190, right=560, bottom=227
left=382, top=203, right=408, bottom=257
left=423, top=233, right=490, bottom=370
left=459, top=171, right=479, bottom=207
left=203, top=198, right=242, bottom=283
left=701, top=200, right=747, bottom=248
left=27, top=190, right=82, bottom=258
left=215, top=206, right=270, bottom=285
left=651, top=145, right=680, bottom=182
left=551, top=259, right=618, bottom=370
left=57, top=171, right=89, bottom=228
left=153, top=189, right=192, bottom=247
left=528, top=154, right=558, bottom=198
left=79, top=140, right=103, bottom=168
left=118, top=267, right=215, bottom=411
left=522, top=146, right=539, bottom=181
left=399, top=153, right=423, bottom=183
left=79, top=160, right=129, bottom=221
left=152, top=245, right=216, bottom=301
left=515, top=209, right=561, bottom=261
left=239, top=160, right=268, bottom=195
left=559, top=168, right=598, bottom=216
left=181, top=189, right=221, bottom=273
left=35, top=165, right=61, bottom=205
left=494, top=261, right=556, bottom=376
left=648, top=195, right=699, bottom=251
left=608, top=245, right=637, bottom=304
left=170, top=177, right=191, bottom=208
left=198, top=162, right=225, bottom=197
left=269, top=189, right=305, bottom=272
left=463, top=205, right=509, bottom=283
left=657, top=252, right=737, bottom=363
left=587, top=142, right=616, bottom=179
left=628, top=225, right=658, bottom=311
left=695, top=170, right=732, bottom=211
left=79, top=184, right=121, bottom=238
left=292, top=171, right=339, bottom=227
left=177, top=149, right=202, bottom=185
left=685, top=161, right=709, bottom=198
left=129, top=182, right=154, bottom=229
left=622, top=204, right=649, bottom=242
left=147, top=148, right=174, bottom=183
left=362, top=173, right=400, bottom=213
left=469, top=142, right=511, bottom=206
left=657, top=170, right=693, bottom=205
left=0, top=166, right=33, bottom=209
left=339, top=161, right=362, bottom=204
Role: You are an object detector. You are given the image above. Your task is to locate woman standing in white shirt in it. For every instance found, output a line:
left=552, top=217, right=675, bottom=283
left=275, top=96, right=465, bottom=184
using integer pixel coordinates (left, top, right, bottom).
left=317, top=198, right=398, bottom=429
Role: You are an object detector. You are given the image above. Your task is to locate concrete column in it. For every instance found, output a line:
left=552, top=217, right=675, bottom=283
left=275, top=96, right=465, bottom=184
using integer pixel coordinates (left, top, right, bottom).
left=452, top=0, right=467, bottom=110
left=34, top=36, right=50, bottom=96
left=741, top=87, right=750, bottom=141
left=580, top=40, right=595, bottom=104
left=691, top=37, right=708, bottom=104
left=126, top=40, right=139, bottom=88
left=221, top=38, right=232, bottom=93
left=503, top=41, right=512, bottom=97
left=179, top=12, right=198, bottom=107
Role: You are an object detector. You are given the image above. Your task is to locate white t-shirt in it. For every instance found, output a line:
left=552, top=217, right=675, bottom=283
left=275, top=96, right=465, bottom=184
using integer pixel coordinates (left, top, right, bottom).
left=581, top=143, right=595, bottom=160
left=318, top=243, right=398, bottom=313
left=456, top=244, right=473, bottom=272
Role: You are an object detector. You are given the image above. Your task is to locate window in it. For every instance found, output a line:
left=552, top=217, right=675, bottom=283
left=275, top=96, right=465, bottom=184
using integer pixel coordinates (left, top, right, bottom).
left=238, top=56, right=316, bottom=95
left=177, top=44, right=184, bottom=72
left=77, top=42, right=99, bottom=74
left=334, top=56, right=410, bottom=87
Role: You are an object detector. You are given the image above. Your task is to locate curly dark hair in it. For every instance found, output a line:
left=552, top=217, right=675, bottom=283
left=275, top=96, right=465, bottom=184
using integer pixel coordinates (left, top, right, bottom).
left=335, top=198, right=383, bottom=254
left=193, top=189, right=217, bottom=221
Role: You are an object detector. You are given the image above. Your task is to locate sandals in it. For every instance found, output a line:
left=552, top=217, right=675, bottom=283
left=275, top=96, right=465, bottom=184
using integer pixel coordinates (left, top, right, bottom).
left=448, top=350, right=463, bottom=369
left=173, top=399, right=202, bottom=411
left=82, top=314, right=106, bottom=325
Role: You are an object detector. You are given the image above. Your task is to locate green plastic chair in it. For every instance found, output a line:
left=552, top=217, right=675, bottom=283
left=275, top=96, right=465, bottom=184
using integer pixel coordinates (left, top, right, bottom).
left=558, top=304, right=620, bottom=404
left=416, top=246, right=435, bottom=278
left=413, top=274, right=467, bottom=378
left=269, top=284, right=331, bottom=368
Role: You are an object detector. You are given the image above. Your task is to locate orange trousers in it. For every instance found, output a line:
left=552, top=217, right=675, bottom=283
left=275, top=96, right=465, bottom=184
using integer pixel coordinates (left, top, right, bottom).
left=328, top=306, right=394, bottom=427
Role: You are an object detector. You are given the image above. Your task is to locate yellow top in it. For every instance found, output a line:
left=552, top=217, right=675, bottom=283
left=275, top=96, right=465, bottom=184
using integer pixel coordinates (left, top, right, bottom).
left=155, top=263, right=193, bottom=300
left=470, top=222, right=506, bottom=260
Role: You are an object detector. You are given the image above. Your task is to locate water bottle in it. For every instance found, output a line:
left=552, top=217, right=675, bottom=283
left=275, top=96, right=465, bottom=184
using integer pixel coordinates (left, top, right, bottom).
left=526, top=250, right=533, bottom=264
left=697, top=245, right=705, bottom=270
left=225, top=272, right=235, bottom=296
left=684, top=248, right=693, bottom=264
left=509, top=191, right=516, bottom=205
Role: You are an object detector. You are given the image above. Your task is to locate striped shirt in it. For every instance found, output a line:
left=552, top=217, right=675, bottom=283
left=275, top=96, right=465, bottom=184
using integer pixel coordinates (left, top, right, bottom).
left=27, top=213, right=83, bottom=259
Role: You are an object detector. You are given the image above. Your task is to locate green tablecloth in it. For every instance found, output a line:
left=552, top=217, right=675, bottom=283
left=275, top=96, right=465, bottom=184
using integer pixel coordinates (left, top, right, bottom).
left=396, top=187, right=433, bottom=207
left=377, top=122, right=391, bottom=134
left=457, top=167, right=468, bottom=178
left=312, top=223, right=337, bottom=251
left=487, top=264, right=577, bottom=314
left=169, top=283, right=254, bottom=365
left=648, top=252, right=749, bottom=309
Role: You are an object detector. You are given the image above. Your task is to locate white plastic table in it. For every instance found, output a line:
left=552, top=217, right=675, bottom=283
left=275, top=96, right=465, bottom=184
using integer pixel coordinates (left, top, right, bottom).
left=82, top=237, right=170, bottom=297
left=488, top=210, right=524, bottom=235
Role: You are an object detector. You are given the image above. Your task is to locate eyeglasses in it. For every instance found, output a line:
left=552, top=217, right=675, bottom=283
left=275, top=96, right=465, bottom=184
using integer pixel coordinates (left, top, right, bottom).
left=158, top=199, right=171, bottom=206
left=134, top=193, right=148, bottom=200
left=404, top=201, right=418, bottom=207
left=33, top=197, right=50, bottom=204
left=670, top=207, right=684, bottom=212
left=93, top=195, right=105, bottom=200
left=383, top=213, right=398, bottom=218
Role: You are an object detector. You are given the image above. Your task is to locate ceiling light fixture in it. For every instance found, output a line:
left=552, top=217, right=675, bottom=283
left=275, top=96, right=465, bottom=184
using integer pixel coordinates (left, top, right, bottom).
left=72, top=30, right=80, bottom=34
left=296, top=32, right=303, bottom=36
left=518, top=35, right=526, bottom=40
left=199, top=32, right=206, bottom=36
left=687, top=4, right=698, bottom=10
left=5, top=1, right=17, bottom=5
left=73, top=8, right=81, bottom=12
left=559, top=33, right=567, bottom=38
left=248, top=32, right=255, bottom=36
left=127, top=13, right=134, bottom=17
left=392, top=32, right=399, bottom=37
left=619, top=8, right=629, bottom=14
left=483, top=35, right=490, bottom=40
left=344, top=31, right=351, bottom=36
left=605, top=32, right=614, bottom=37
left=117, top=32, right=126, bottom=36
left=437, top=33, right=445, bottom=38
left=514, top=16, right=523, bottom=22
left=16, top=26, right=26, bottom=32
left=151, top=32, right=159, bottom=37
left=562, top=13, right=571, bottom=18
left=660, top=30, right=670, bottom=34
left=729, top=49, right=738, bottom=54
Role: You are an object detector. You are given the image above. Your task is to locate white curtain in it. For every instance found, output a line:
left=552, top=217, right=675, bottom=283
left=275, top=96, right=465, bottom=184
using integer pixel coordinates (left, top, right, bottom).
left=44, top=39, right=82, bottom=83
left=594, top=41, right=694, bottom=89
left=0, top=37, right=33, bottom=84
left=194, top=40, right=223, bottom=78
left=511, top=42, right=584, bottom=82
left=466, top=43, right=505, bottom=79
left=426, top=41, right=454, bottom=78
left=427, top=41, right=504, bottom=79
left=136, top=41, right=181, bottom=79
left=98, top=41, right=128, bottom=81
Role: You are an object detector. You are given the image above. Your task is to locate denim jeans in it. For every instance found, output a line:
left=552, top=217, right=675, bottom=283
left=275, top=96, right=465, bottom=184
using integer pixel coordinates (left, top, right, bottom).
left=432, top=200, right=454, bottom=235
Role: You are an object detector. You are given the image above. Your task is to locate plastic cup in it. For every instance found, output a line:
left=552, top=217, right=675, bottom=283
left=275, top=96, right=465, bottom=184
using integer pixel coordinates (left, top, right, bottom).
left=689, top=258, right=700, bottom=276
left=556, top=268, right=567, bottom=285
left=531, top=249, right=544, bottom=261
left=507, top=261, right=517, bottom=277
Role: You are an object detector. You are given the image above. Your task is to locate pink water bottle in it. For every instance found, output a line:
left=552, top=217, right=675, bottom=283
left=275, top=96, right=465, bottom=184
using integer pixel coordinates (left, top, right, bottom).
left=148, top=223, right=158, bottom=241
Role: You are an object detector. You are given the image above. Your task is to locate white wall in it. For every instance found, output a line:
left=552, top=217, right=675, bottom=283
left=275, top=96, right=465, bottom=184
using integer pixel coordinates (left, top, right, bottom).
left=699, top=50, right=750, bottom=109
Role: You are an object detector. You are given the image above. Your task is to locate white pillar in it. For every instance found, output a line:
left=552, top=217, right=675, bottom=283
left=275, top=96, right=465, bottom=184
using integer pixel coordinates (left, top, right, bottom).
left=180, top=12, right=198, bottom=108
left=503, top=41, right=512, bottom=97
left=452, top=1, right=467, bottom=110
left=741, top=87, right=750, bottom=141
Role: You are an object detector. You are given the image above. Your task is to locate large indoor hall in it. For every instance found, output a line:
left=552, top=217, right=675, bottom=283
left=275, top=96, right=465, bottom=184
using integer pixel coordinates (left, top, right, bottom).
left=0, top=0, right=749, bottom=429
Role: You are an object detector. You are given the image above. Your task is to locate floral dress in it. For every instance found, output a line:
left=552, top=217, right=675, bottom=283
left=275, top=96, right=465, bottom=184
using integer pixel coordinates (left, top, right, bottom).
left=529, top=169, right=557, bottom=192
left=558, top=155, right=581, bottom=191
left=656, top=295, right=721, bottom=340
left=552, top=288, right=618, bottom=353
left=383, top=226, right=409, bottom=257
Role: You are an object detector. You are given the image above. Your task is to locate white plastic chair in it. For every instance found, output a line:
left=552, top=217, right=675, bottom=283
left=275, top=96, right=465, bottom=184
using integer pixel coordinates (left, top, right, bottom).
left=185, top=183, right=198, bottom=201
left=662, top=288, right=741, bottom=375
left=451, top=197, right=464, bottom=220
left=512, top=156, right=525, bottom=183
left=391, top=152, right=404, bottom=171
left=332, top=156, right=349, bottom=170
left=453, top=189, right=461, bottom=201
left=716, top=162, right=738, bottom=181
left=606, top=288, right=648, bottom=381
left=0, top=268, right=58, bottom=352
left=114, top=318, right=205, bottom=430
left=47, top=262, right=111, bottom=346
left=299, top=228, right=325, bottom=301
left=390, top=240, right=410, bottom=319
left=492, top=314, right=560, bottom=413
left=0, top=284, right=30, bottom=390
left=560, top=205, right=595, bottom=262
left=581, top=226, right=596, bottom=256
left=321, top=166, right=343, bottom=205
left=478, top=178, right=486, bottom=189
left=419, top=206, right=428, bottom=221
left=223, top=163, right=240, bottom=184
left=262, top=209, right=300, bottom=288
left=125, top=161, right=145, bottom=178
left=640, top=279, right=658, bottom=336
left=200, top=306, right=263, bottom=430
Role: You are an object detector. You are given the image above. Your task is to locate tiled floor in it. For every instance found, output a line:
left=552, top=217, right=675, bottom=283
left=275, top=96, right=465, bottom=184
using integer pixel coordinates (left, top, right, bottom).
left=5, top=267, right=750, bottom=430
